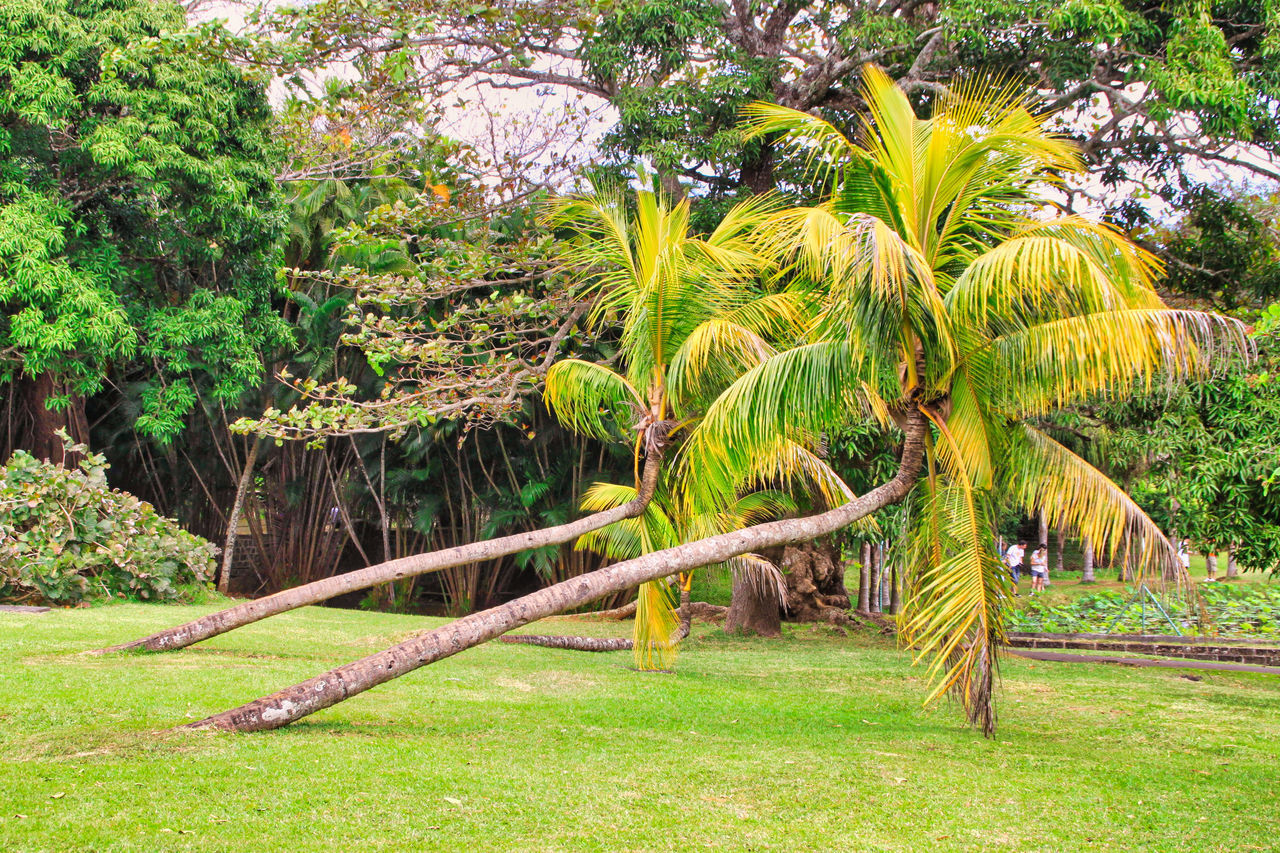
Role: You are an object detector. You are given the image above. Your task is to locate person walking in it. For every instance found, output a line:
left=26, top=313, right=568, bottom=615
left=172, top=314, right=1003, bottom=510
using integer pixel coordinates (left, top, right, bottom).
left=1004, top=540, right=1027, bottom=590
left=1029, top=543, right=1049, bottom=594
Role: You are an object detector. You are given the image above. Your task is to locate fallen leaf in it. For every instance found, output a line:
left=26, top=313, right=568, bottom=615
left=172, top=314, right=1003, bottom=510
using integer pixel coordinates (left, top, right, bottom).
left=443, top=797, right=462, bottom=806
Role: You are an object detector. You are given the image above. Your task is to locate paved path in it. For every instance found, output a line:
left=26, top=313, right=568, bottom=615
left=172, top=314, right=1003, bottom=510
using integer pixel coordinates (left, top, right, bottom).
left=0, top=605, right=51, bottom=613
left=1010, top=649, right=1280, bottom=675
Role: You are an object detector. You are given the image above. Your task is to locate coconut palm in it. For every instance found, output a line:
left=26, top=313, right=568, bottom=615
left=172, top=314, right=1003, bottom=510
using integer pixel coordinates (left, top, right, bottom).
left=678, top=67, right=1244, bottom=731
left=186, top=72, right=1239, bottom=734
left=541, top=188, right=825, bottom=667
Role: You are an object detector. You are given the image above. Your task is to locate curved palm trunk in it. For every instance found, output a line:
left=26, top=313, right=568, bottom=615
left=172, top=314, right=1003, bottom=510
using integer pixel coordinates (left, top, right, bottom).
left=98, top=446, right=666, bottom=654
left=185, top=411, right=927, bottom=732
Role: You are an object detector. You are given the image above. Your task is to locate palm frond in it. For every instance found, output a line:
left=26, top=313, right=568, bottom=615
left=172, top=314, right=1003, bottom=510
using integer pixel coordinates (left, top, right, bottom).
left=544, top=360, right=643, bottom=442
left=1002, top=425, right=1184, bottom=582
left=991, top=309, right=1247, bottom=416
left=633, top=579, right=681, bottom=671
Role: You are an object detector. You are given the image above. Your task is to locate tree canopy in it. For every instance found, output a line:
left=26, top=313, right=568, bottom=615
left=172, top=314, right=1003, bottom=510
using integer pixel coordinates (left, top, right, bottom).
left=0, top=0, right=287, bottom=445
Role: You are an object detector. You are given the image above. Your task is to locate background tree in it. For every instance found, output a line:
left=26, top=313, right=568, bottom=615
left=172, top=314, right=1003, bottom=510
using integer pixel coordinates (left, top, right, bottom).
left=0, top=0, right=287, bottom=465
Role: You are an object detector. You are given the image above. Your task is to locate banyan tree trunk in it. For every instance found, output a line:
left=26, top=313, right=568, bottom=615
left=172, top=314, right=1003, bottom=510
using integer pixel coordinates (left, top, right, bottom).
left=97, top=446, right=667, bottom=654
left=184, top=410, right=928, bottom=732
left=776, top=539, right=850, bottom=623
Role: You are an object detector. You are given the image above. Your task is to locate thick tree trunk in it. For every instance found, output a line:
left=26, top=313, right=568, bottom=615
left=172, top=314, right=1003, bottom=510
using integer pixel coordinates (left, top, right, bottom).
left=1037, top=510, right=1048, bottom=549
left=1204, top=551, right=1217, bottom=580
left=18, top=373, right=89, bottom=465
left=1055, top=527, right=1065, bottom=574
left=218, top=439, right=261, bottom=595
left=1081, top=538, right=1095, bottom=583
left=98, top=443, right=668, bottom=654
left=777, top=539, right=849, bottom=623
left=725, top=570, right=782, bottom=637
left=857, top=541, right=871, bottom=613
left=1226, top=546, right=1239, bottom=578
left=184, top=410, right=928, bottom=732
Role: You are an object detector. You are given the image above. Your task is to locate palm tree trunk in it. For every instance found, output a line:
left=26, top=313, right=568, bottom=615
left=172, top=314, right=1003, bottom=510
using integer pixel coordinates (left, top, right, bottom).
left=1081, top=537, right=1095, bottom=583
left=184, top=410, right=928, bottom=732
left=889, top=563, right=901, bottom=615
left=218, top=439, right=261, bottom=595
left=1055, top=527, right=1065, bottom=574
left=724, top=570, right=781, bottom=637
left=97, top=443, right=668, bottom=654
left=869, top=543, right=883, bottom=614
left=678, top=575, right=692, bottom=637
left=857, top=541, right=871, bottom=613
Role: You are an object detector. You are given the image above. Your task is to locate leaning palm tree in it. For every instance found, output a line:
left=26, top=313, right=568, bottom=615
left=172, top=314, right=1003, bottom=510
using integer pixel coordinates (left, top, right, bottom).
left=678, top=67, right=1243, bottom=731
left=185, top=70, right=1241, bottom=734
left=540, top=189, right=820, bottom=667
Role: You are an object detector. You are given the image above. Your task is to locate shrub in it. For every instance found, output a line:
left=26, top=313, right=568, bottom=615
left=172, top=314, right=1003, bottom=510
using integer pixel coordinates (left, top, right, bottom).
left=0, top=435, right=216, bottom=604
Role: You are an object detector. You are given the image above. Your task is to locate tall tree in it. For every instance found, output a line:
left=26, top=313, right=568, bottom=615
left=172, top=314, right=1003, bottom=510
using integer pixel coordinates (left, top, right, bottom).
left=224, top=0, right=1280, bottom=208
left=0, top=0, right=288, bottom=461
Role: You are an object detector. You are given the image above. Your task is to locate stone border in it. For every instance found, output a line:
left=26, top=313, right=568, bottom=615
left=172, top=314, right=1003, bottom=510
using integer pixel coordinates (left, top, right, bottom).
left=1008, top=632, right=1280, bottom=667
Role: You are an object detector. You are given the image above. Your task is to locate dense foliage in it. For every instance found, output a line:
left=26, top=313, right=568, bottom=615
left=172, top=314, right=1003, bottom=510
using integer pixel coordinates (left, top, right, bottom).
left=0, top=436, right=216, bottom=604
left=0, top=0, right=287, bottom=443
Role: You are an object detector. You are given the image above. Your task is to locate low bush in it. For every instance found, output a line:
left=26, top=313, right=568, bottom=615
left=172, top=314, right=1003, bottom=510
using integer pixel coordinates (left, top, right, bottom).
left=0, top=434, right=216, bottom=604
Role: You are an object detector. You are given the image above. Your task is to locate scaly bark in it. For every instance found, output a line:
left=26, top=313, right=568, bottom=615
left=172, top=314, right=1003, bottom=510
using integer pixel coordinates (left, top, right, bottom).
left=98, top=437, right=668, bottom=654
left=183, top=409, right=928, bottom=732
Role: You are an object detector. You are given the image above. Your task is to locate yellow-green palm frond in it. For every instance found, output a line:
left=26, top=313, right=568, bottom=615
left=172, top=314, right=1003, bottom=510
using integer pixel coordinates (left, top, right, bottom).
left=541, top=191, right=638, bottom=288
left=1008, top=217, right=1164, bottom=299
left=668, top=319, right=777, bottom=414
left=545, top=360, right=643, bottom=442
left=898, top=474, right=1007, bottom=736
left=575, top=482, right=678, bottom=561
left=933, top=360, right=1004, bottom=490
left=633, top=579, right=681, bottom=671
left=1002, top=425, right=1183, bottom=582
left=739, top=102, right=863, bottom=190
left=991, top=309, right=1248, bottom=416
left=739, top=440, right=874, bottom=536
left=679, top=340, right=873, bottom=513
left=945, top=235, right=1150, bottom=334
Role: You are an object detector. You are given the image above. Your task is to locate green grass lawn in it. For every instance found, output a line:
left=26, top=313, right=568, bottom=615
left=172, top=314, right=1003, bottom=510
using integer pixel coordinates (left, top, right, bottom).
left=2, top=603, right=1278, bottom=852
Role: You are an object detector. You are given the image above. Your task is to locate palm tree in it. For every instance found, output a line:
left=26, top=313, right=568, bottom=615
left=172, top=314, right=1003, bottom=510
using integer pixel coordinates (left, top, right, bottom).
left=540, top=189, right=815, bottom=667
left=678, top=67, right=1242, bottom=730
left=185, top=71, right=1240, bottom=733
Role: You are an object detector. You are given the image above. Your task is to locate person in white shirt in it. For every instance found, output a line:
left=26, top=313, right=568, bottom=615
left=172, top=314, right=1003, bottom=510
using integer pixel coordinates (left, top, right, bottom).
left=1029, top=543, right=1049, bottom=593
left=1004, top=541, right=1027, bottom=586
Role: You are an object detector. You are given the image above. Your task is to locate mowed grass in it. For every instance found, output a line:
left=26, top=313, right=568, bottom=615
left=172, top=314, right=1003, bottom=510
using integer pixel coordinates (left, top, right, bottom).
left=2, top=604, right=1278, bottom=852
